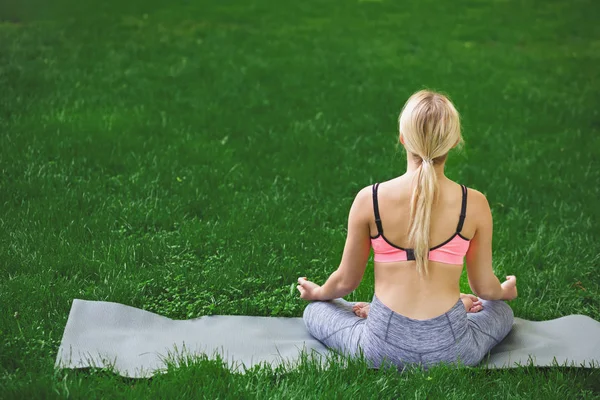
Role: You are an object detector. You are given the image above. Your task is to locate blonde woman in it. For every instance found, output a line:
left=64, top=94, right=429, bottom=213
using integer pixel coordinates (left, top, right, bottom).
left=297, top=90, right=517, bottom=369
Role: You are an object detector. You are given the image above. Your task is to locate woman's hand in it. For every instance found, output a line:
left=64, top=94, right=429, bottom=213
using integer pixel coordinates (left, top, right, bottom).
left=297, top=277, right=323, bottom=301
left=501, top=275, right=518, bottom=300
left=460, top=293, right=483, bottom=313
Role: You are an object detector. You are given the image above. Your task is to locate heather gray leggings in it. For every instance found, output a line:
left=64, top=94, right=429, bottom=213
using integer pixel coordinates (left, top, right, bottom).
left=303, top=295, right=514, bottom=369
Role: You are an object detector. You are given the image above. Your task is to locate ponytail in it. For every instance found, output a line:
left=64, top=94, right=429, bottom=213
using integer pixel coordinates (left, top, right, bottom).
left=399, top=90, right=462, bottom=277
left=408, top=158, right=438, bottom=276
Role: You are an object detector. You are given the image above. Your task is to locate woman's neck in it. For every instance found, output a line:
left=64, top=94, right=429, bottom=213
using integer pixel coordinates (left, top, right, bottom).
left=406, top=159, right=447, bottom=179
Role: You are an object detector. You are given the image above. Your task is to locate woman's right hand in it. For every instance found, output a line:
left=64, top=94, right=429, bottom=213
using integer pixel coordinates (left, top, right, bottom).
left=501, top=275, right=518, bottom=300
left=297, top=277, right=323, bottom=301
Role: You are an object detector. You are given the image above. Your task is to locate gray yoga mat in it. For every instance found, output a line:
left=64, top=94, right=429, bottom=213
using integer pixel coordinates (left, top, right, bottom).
left=55, top=299, right=600, bottom=378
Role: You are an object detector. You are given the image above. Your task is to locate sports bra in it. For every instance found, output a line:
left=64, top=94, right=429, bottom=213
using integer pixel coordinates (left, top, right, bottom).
left=370, top=183, right=471, bottom=264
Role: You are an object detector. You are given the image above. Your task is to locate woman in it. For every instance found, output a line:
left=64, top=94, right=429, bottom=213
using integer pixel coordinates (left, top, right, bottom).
left=297, top=89, right=517, bottom=369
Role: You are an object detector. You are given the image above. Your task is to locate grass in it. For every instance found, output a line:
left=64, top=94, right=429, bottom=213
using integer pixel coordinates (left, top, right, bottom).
left=1, top=0, right=599, bottom=397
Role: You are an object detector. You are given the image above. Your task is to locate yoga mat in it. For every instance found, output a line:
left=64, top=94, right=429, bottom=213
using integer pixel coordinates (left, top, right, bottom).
left=55, top=299, right=600, bottom=378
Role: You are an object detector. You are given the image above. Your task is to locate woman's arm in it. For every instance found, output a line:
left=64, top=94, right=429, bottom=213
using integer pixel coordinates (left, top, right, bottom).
left=465, top=189, right=517, bottom=301
left=298, top=187, right=372, bottom=301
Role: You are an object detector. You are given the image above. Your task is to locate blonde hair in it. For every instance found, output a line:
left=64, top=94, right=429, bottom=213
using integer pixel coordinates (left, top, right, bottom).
left=398, top=90, right=463, bottom=277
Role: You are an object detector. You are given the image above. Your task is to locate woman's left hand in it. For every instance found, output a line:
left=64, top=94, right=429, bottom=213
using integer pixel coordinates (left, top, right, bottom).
left=460, top=293, right=483, bottom=313
left=297, top=277, right=322, bottom=301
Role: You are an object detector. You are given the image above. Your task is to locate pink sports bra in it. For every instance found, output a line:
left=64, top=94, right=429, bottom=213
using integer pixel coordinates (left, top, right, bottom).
left=370, top=183, right=471, bottom=265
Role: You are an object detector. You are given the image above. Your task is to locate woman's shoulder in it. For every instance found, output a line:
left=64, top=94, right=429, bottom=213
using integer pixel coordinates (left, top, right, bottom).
left=464, top=186, right=490, bottom=209
left=351, top=182, right=392, bottom=214
left=353, top=184, right=376, bottom=206
left=354, top=178, right=406, bottom=202
left=434, top=181, right=490, bottom=216
left=462, top=186, right=492, bottom=226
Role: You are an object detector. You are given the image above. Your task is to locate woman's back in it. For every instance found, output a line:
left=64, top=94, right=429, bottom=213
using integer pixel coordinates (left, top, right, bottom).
left=370, top=174, right=479, bottom=320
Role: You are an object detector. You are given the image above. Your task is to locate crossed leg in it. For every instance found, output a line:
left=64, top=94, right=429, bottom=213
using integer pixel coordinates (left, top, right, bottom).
left=303, top=298, right=367, bottom=356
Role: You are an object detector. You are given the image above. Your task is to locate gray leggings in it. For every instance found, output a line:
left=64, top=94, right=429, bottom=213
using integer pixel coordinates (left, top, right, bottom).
left=303, top=295, right=514, bottom=369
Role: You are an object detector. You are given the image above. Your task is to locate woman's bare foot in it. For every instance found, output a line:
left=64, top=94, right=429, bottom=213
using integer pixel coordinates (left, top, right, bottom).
left=460, top=293, right=483, bottom=313
left=352, top=302, right=370, bottom=318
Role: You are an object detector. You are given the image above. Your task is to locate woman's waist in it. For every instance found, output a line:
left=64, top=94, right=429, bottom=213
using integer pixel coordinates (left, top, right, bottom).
left=374, top=285, right=461, bottom=320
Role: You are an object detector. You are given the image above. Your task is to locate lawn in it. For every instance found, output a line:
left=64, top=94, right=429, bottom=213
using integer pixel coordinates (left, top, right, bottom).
left=1, top=0, right=599, bottom=398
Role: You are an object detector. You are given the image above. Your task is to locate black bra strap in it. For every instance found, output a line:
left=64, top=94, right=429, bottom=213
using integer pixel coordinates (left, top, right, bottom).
left=456, top=185, right=467, bottom=233
left=372, top=183, right=383, bottom=235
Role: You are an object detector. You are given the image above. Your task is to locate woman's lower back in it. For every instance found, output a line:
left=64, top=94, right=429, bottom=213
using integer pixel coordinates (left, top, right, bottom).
left=374, top=260, right=464, bottom=320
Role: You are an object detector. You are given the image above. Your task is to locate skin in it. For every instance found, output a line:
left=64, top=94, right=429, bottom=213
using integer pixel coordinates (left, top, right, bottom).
left=297, top=138, right=518, bottom=320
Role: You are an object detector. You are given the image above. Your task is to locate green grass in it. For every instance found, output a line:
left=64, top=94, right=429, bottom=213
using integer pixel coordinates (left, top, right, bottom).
left=1, top=0, right=600, bottom=397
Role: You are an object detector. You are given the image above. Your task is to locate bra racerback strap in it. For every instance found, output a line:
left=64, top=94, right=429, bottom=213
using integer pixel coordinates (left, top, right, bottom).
left=372, top=183, right=384, bottom=235
left=456, top=184, right=468, bottom=233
